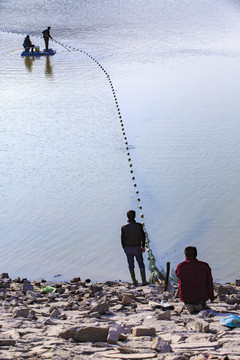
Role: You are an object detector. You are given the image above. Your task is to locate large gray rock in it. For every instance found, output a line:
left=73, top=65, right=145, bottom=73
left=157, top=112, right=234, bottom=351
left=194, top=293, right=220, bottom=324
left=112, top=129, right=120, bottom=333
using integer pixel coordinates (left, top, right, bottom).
left=21, top=280, right=33, bottom=294
left=59, top=326, right=109, bottom=342
left=152, top=336, right=172, bottom=353
left=89, top=300, right=109, bottom=314
left=49, top=307, right=61, bottom=318
left=194, top=319, right=210, bottom=333
left=122, top=295, right=133, bottom=305
left=13, top=308, right=30, bottom=318
left=107, top=325, right=124, bottom=344
left=0, top=273, right=9, bottom=279
left=0, top=280, right=10, bottom=289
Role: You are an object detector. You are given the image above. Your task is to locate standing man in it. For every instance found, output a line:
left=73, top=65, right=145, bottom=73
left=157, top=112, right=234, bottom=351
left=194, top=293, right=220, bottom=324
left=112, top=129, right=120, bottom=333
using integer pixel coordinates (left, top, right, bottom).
left=42, top=26, right=52, bottom=51
left=175, top=246, right=215, bottom=314
left=121, top=210, right=147, bottom=286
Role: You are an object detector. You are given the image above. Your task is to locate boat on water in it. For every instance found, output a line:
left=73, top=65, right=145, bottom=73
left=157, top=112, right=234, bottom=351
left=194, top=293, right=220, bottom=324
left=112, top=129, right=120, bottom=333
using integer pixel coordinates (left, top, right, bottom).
left=21, top=48, right=56, bottom=57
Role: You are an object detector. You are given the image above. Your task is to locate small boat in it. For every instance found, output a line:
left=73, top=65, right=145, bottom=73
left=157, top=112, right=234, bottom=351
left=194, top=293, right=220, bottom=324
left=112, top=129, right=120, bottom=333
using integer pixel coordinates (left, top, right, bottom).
left=21, top=48, right=56, bottom=57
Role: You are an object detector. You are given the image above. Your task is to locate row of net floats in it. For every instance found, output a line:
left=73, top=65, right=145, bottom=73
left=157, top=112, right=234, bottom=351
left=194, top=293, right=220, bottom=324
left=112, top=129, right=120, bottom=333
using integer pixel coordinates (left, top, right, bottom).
left=74, top=49, right=167, bottom=285
left=11, top=30, right=170, bottom=285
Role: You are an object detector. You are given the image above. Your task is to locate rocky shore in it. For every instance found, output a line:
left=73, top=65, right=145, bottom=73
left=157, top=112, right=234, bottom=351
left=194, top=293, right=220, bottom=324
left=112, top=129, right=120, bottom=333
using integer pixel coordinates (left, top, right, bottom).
left=0, top=273, right=239, bottom=360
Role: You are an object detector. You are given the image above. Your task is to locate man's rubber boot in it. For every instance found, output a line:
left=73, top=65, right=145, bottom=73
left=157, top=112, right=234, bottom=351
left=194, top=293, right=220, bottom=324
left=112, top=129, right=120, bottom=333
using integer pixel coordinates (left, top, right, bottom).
left=129, top=269, right=138, bottom=286
left=140, top=268, right=148, bottom=286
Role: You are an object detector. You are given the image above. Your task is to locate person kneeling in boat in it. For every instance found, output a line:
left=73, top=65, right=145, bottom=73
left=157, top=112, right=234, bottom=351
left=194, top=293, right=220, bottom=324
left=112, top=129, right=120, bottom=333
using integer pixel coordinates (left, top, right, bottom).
left=23, top=35, right=35, bottom=53
left=175, top=246, right=215, bottom=314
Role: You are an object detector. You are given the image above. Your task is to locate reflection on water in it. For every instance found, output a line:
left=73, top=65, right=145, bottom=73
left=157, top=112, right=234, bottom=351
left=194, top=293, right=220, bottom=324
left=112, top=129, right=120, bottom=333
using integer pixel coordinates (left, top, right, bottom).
left=24, top=55, right=53, bottom=77
left=45, top=56, right=52, bottom=77
left=24, top=56, right=35, bottom=72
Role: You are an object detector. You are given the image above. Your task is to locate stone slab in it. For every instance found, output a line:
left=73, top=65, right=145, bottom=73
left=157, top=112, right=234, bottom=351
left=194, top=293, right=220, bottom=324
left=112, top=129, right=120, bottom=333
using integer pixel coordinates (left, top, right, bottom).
left=103, top=351, right=157, bottom=359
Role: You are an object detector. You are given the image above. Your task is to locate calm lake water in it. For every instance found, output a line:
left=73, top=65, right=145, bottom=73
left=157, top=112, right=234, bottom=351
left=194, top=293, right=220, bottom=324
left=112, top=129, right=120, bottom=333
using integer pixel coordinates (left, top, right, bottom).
left=0, top=0, right=240, bottom=282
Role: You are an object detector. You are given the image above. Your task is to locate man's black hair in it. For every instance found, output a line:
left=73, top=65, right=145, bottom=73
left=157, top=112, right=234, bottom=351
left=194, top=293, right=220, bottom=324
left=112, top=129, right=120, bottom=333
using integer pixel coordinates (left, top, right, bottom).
left=184, top=246, right=197, bottom=258
left=127, top=210, right=136, bottom=221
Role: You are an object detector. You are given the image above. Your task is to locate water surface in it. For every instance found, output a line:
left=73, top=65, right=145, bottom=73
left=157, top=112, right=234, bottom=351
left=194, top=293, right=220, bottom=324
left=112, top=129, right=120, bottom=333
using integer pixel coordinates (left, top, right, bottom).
left=1, top=0, right=240, bottom=282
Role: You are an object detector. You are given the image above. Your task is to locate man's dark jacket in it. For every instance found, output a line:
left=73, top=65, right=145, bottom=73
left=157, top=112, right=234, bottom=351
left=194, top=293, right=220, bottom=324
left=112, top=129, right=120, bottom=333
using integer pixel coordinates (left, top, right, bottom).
left=175, top=258, right=214, bottom=304
left=42, top=29, right=52, bottom=39
left=121, top=220, right=145, bottom=249
left=23, top=37, right=33, bottom=48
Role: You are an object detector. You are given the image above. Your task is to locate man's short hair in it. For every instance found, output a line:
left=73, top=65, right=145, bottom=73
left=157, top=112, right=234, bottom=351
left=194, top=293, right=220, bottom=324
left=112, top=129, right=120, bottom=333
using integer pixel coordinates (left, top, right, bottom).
left=127, top=210, right=136, bottom=220
left=184, top=246, right=197, bottom=258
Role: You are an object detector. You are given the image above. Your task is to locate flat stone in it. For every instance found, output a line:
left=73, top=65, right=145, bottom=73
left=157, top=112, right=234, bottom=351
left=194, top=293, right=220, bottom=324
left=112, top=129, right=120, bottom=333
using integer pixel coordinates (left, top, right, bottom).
left=13, top=308, right=30, bottom=318
left=132, top=327, right=156, bottom=337
left=119, top=292, right=135, bottom=300
left=92, top=342, right=113, bottom=348
left=155, top=310, right=171, bottom=320
left=117, top=347, right=138, bottom=354
left=0, top=338, right=16, bottom=346
left=173, top=342, right=219, bottom=350
left=103, top=351, right=157, bottom=359
left=59, top=326, right=109, bottom=342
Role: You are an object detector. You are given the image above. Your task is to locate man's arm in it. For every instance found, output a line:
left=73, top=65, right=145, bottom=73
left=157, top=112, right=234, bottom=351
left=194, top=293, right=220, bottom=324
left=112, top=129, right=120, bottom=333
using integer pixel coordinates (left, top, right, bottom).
left=121, top=226, right=126, bottom=250
left=206, top=265, right=214, bottom=301
left=140, top=223, right=146, bottom=249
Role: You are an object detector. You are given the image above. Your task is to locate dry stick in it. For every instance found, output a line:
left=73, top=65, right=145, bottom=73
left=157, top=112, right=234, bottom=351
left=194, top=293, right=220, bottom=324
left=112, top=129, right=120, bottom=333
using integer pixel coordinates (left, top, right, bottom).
left=11, top=48, right=24, bottom=52
left=164, top=262, right=170, bottom=291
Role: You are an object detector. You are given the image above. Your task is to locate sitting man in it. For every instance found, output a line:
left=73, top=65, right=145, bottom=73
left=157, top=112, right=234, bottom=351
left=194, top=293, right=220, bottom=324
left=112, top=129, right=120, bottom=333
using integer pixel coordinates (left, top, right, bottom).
left=23, top=35, right=35, bottom=53
left=175, top=246, right=214, bottom=313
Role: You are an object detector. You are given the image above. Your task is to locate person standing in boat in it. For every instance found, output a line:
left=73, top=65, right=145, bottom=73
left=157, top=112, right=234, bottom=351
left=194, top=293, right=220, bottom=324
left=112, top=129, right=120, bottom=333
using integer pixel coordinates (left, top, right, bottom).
left=23, top=35, right=35, bottom=53
left=42, top=26, right=52, bottom=51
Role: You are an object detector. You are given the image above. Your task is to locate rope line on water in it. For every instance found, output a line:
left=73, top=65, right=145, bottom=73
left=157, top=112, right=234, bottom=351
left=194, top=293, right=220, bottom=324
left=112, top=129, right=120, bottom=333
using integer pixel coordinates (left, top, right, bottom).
left=74, top=48, right=167, bottom=284
left=5, top=29, right=167, bottom=284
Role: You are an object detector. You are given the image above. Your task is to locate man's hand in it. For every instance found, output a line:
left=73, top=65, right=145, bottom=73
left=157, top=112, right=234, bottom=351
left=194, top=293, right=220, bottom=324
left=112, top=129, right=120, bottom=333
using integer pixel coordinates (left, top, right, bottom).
left=142, top=247, right=145, bottom=253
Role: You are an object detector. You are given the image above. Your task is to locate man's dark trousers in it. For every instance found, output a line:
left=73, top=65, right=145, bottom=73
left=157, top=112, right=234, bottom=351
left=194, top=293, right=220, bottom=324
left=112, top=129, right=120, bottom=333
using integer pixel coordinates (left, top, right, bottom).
left=125, top=246, right=144, bottom=270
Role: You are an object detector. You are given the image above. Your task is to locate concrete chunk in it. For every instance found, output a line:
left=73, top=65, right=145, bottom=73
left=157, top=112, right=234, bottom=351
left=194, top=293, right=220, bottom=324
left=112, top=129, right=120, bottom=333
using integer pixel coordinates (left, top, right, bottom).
left=107, top=326, right=122, bottom=344
left=59, top=326, right=109, bottom=342
left=155, top=310, right=171, bottom=320
left=132, top=327, right=156, bottom=337
left=152, top=336, right=172, bottom=353
left=194, top=319, right=210, bottom=333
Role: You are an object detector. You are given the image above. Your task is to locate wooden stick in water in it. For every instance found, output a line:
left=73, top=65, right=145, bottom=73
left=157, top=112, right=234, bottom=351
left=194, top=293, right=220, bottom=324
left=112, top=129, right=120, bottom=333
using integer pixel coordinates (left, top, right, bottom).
left=164, top=262, right=170, bottom=291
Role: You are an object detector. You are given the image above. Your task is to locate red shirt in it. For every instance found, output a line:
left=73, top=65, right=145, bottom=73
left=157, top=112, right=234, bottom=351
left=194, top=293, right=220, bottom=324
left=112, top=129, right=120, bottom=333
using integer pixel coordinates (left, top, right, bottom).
left=175, top=258, right=214, bottom=304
